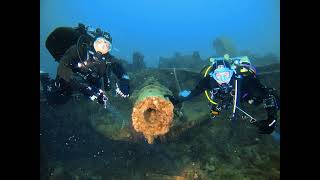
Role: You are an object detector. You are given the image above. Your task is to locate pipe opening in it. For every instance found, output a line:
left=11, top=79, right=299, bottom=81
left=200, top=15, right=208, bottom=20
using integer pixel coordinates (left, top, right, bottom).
left=132, top=97, right=174, bottom=144
left=143, top=108, right=158, bottom=123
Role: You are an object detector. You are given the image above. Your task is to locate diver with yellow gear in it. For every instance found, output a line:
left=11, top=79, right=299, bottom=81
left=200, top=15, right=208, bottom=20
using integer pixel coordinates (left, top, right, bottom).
left=165, top=54, right=280, bottom=134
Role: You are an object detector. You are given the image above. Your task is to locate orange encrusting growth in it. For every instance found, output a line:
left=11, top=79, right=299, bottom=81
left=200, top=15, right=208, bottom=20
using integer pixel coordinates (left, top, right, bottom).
left=132, top=96, right=174, bottom=144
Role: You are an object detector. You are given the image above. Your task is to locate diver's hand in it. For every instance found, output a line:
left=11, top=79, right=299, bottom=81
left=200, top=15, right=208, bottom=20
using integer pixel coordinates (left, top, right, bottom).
left=164, top=95, right=181, bottom=105
left=83, top=86, right=102, bottom=101
left=116, top=79, right=130, bottom=98
left=97, top=91, right=105, bottom=104
left=97, top=92, right=108, bottom=108
left=254, top=118, right=277, bottom=134
left=85, top=87, right=108, bottom=108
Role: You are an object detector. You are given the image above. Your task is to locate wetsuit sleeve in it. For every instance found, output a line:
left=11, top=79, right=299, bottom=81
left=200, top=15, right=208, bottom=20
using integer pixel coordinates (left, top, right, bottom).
left=241, top=76, right=279, bottom=120
left=56, top=45, right=80, bottom=82
left=56, top=45, right=91, bottom=93
left=181, top=76, right=212, bottom=101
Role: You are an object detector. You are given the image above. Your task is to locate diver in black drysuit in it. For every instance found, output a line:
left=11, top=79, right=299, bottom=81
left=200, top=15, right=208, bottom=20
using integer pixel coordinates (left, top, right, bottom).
left=40, top=23, right=130, bottom=107
left=166, top=58, right=279, bottom=134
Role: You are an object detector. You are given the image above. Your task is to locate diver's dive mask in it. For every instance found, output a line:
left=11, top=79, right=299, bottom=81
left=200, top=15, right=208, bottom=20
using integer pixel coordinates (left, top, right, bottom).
left=93, top=37, right=112, bottom=55
left=210, top=66, right=234, bottom=85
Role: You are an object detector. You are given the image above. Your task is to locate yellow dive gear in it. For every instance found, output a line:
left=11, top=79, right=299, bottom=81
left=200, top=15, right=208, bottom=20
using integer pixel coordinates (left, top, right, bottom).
left=204, top=65, right=218, bottom=105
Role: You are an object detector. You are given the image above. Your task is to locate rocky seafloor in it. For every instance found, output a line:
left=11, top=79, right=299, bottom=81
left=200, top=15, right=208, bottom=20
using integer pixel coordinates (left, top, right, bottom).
left=40, top=63, right=280, bottom=180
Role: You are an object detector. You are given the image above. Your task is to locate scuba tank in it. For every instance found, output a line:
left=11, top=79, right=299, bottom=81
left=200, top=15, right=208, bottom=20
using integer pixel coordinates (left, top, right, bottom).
left=45, top=24, right=92, bottom=62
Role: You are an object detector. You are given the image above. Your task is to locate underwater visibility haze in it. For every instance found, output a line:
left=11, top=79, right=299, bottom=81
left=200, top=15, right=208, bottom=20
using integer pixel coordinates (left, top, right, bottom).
left=41, top=0, right=280, bottom=76
left=40, top=0, right=280, bottom=179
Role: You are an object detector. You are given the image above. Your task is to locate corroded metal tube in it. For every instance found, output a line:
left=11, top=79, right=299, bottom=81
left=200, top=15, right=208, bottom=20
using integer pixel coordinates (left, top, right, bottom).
left=131, top=78, right=174, bottom=144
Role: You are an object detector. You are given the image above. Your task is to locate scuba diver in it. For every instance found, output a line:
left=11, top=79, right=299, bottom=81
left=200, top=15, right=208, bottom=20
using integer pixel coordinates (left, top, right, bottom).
left=40, top=23, right=130, bottom=108
left=166, top=54, right=280, bottom=134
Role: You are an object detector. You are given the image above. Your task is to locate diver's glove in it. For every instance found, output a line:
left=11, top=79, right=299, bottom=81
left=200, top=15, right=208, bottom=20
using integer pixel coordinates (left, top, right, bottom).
left=115, top=78, right=130, bottom=98
left=165, top=90, right=191, bottom=105
left=97, top=91, right=108, bottom=108
left=82, top=86, right=108, bottom=108
left=254, top=118, right=277, bottom=134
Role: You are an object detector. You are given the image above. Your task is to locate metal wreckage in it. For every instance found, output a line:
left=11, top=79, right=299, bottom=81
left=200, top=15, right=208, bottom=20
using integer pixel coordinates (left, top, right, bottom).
left=40, top=39, right=280, bottom=179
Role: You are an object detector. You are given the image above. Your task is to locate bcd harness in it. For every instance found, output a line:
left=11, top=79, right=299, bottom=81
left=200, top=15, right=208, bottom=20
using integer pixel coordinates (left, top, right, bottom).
left=203, top=65, right=238, bottom=112
left=203, top=65, right=259, bottom=123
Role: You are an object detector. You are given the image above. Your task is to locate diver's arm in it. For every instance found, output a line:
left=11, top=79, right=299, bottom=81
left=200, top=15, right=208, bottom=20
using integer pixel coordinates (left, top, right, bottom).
left=68, top=76, right=109, bottom=108
left=182, top=76, right=211, bottom=101
left=166, top=76, right=211, bottom=105
left=108, top=55, right=130, bottom=97
left=53, top=46, right=107, bottom=107
left=60, top=45, right=82, bottom=68
left=164, top=75, right=211, bottom=106
left=56, top=45, right=87, bottom=81
left=244, top=77, right=280, bottom=134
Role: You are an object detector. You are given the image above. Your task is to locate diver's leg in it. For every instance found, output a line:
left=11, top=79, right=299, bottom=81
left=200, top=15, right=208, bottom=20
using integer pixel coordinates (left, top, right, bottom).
left=240, top=77, right=260, bottom=103
left=241, top=76, right=279, bottom=134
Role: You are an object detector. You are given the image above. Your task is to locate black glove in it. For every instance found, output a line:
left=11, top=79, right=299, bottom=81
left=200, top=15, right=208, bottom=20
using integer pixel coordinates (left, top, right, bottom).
left=254, top=118, right=277, bottom=134
left=116, top=78, right=130, bottom=98
left=164, top=94, right=182, bottom=105
left=97, top=92, right=108, bottom=108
